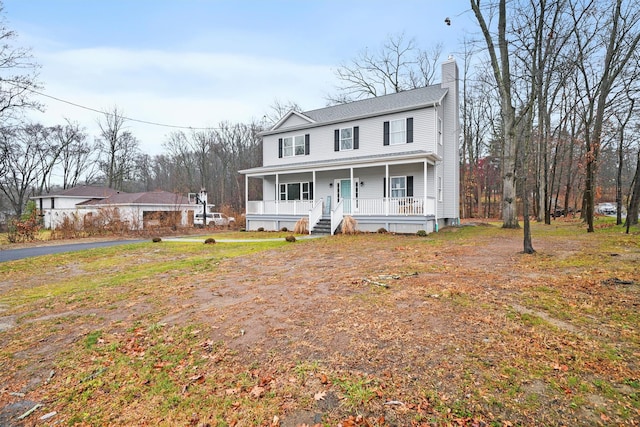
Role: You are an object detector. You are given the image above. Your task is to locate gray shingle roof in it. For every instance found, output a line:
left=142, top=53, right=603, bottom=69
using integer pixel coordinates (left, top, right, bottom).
left=302, top=85, right=448, bottom=124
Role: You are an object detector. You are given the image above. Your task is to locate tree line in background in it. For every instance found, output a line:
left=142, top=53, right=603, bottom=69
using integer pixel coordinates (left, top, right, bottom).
left=1, top=0, right=639, bottom=241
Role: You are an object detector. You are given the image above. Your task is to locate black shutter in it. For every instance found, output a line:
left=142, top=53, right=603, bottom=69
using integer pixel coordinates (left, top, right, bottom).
left=407, top=176, right=414, bottom=197
left=407, top=118, right=413, bottom=143
left=353, top=126, right=359, bottom=149
left=278, top=138, right=283, bottom=158
left=383, top=177, right=386, bottom=198
left=383, top=121, right=390, bottom=145
left=305, top=134, right=310, bottom=155
left=334, top=129, right=340, bottom=151
left=309, top=182, right=314, bottom=200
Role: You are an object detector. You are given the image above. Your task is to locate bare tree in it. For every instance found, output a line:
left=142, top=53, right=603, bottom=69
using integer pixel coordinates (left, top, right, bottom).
left=53, top=119, right=97, bottom=189
left=570, top=0, right=640, bottom=232
left=96, top=107, right=141, bottom=191
left=0, top=124, right=58, bottom=216
left=470, top=0, right=535, bottom=234
left=329, top=33, right=442, bottom=103
left=0, top=2, right=42, bottom=125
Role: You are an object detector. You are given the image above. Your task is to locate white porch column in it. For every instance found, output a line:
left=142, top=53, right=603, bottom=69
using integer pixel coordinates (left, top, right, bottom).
left=385, top=164, right=389, bottom=216
left=312, top=170, right=317, bottom=203
left=275, top=174, right=279, bottom=215
left=350, top=167, right=354, bottom=211
left=244, top=174, right=248, bottom=214
left=423, top=160, right=428, bottom=217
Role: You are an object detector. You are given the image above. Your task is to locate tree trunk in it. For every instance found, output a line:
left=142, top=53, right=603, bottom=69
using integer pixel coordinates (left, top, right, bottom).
left=625, top=152, right=640, bottom=230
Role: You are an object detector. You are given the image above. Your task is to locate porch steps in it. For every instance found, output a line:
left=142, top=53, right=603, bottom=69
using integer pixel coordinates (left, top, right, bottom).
left=311, top=218, right=332, bottom=235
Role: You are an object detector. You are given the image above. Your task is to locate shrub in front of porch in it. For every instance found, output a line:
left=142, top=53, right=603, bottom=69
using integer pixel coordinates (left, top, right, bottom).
left=341, top=216, right=358, bottom=235
left=294, top=218, right=309, bottom=234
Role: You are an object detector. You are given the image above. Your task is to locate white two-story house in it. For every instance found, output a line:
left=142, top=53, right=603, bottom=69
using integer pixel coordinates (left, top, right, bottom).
left=240, top=58, right=460, bottom=234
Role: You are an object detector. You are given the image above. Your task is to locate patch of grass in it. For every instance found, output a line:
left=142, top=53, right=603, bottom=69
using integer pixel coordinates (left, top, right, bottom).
left=84, top=330, right=102, bottom=349
left=0, top=240, right=286, bottom=308
left=294, top=360, right=321, bottom=381
left=333, top=375, right=377, bottom=410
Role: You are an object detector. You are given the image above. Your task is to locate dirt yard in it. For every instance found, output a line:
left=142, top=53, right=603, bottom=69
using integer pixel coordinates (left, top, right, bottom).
left=0, top=221, right=638, bottom=426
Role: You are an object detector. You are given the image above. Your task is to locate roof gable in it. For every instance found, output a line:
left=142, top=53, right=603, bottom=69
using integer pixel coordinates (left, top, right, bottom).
left=270, top=110, right=316, bottom=131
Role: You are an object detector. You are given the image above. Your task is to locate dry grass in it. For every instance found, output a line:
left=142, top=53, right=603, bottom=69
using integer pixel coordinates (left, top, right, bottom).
left=293, top=217, right=309, bottom=234
left=341, top=215, right=358, bottom=234
left=0, top=219, right=639, bottom=426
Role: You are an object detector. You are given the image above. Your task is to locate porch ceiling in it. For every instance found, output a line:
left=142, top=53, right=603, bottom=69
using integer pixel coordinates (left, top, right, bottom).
left=240, top=150, right=441, bottom=177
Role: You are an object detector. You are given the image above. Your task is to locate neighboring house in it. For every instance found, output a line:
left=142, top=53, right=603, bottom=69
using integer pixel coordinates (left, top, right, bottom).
left=31, top=186, right=194, bottom=230
left=240, top=58, right=460, bottom=234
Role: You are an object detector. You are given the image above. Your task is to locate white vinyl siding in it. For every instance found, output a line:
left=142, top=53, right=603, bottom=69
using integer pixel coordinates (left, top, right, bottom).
left=263, top=108, right=436, bottom=166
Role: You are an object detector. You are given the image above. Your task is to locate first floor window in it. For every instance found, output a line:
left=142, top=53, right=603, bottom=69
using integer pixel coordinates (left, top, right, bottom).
left=279, top=182, right=314, bottom=200
left=390, top=176, right=406, bottom=198
left=387, top=175, right=414, bottom=198
left=438, top=176, right=443, bottom=201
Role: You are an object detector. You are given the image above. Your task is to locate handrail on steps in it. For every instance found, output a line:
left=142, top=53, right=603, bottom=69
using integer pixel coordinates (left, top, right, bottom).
left=308, top=199, right=324, bottom=234
left=330, top=200, right=344, bottom=235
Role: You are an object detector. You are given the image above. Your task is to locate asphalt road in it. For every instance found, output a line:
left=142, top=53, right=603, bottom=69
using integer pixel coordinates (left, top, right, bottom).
left=0, top=239, right=145, bottom=263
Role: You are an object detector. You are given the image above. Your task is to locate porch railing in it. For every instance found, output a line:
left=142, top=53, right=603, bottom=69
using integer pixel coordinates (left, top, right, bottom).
left=308, top=199, right=324, bottom=234
left=246, top=197, right=436, bottom=216
left=331, top=200, right=344, bottom=235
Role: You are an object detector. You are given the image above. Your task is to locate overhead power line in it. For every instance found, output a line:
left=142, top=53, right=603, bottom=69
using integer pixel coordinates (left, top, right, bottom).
left=3, top=79, right=223, bottom=130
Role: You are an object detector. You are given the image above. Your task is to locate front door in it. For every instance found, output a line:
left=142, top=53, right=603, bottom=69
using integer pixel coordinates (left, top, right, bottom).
left=335, top=179, right=359, bottom=214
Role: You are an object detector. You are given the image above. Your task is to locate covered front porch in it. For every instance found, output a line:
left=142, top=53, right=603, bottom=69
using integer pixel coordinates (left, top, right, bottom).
left=241, top=152, right=442, bottom=234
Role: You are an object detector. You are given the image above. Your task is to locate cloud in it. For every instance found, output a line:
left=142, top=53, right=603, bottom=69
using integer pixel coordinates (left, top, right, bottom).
left=30, top=46, right=335, bottom=153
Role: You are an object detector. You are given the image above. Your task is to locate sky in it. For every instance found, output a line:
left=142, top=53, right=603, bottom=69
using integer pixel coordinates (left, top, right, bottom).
left=2, top=0, right=477, bottom=155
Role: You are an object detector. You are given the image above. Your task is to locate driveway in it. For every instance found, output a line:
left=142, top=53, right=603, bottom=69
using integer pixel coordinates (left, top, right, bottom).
left=0, top=239, right=145, bottom=263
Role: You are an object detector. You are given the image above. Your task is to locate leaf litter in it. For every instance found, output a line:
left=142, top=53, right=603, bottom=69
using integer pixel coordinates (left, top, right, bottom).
left=0, top=222, right=638, bottom=426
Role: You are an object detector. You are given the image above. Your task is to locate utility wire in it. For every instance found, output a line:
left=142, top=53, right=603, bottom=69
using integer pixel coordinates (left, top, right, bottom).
left=3, top=79, right=222, bottom=130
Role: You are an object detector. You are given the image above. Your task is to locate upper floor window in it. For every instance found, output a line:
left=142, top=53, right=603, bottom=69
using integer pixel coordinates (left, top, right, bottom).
left=384, top=118, right=413, bottom=145
left=279, top=134, right=310, bottom=158
left=334, top=126, right=359, bottom=151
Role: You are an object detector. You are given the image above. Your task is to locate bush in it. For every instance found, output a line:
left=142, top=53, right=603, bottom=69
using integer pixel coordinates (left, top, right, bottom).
left=257, top=227, right=265, bottom=232
left=280, top=227, right=288, bottom=232
left=204, top=238, right=216, bottom=244
left=7, top=207, right=41, bottom=243
left=152, top=236, right=162, bottom=243
left=416, top=229, right=427, bottom=237
left=377, top=227, right=388, bottom=234
left=294, top=218, right=309, bottom=234
left=285, top=235, right=296, bottom=242
left=341, top=216, right=358, bottom=235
